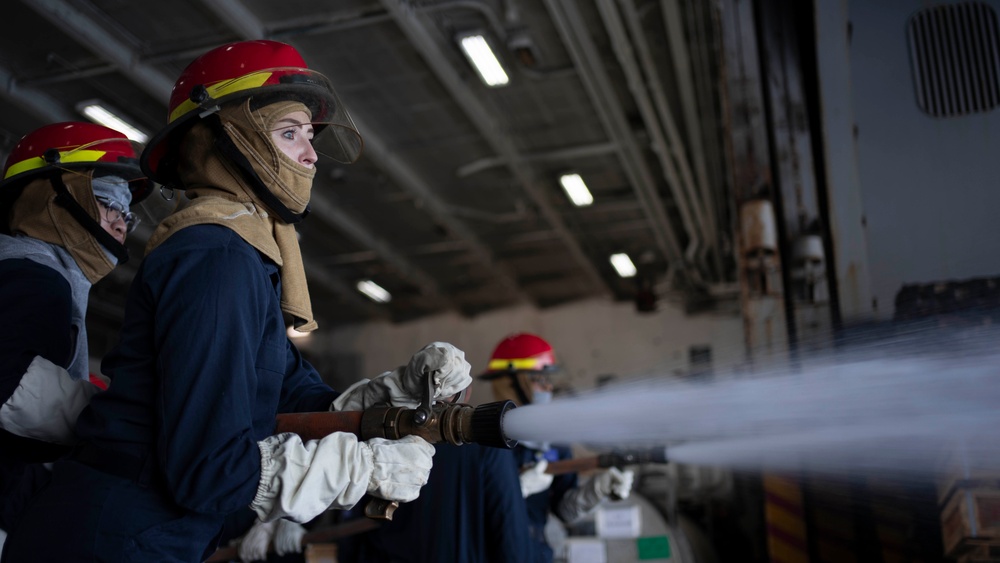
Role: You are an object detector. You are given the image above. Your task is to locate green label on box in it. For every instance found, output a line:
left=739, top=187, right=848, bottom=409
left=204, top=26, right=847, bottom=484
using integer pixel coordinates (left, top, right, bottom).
left=637, top=536, right=671, bottom=560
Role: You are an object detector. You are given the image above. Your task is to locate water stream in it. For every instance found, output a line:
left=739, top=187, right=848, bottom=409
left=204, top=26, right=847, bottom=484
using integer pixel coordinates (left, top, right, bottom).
left=501, top=325, right=1000, bottom=480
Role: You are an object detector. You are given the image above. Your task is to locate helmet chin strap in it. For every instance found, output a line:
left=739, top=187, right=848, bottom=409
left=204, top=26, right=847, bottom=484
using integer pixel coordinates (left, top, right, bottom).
left=507, top=370, right=533, bottom=406
left=204, top=114, right=309, bottom=225
left=49, top=172, right=129, bottom=264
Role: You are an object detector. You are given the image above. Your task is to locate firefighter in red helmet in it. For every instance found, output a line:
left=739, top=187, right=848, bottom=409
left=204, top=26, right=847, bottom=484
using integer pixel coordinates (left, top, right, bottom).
left=3, top=40, right=470, bottom=561
left=0, top=122, right=148, bottom=545
left=484, top=333, right=634, bottom=563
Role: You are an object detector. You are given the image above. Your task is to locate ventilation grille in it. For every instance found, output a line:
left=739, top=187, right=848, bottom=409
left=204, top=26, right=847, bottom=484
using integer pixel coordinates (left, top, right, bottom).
left=908, top=2, right=1000, bottom=117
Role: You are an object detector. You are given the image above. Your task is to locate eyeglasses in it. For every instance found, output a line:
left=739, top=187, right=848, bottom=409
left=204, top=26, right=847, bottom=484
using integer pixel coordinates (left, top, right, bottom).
left=95, top=197, right=140, bottom=233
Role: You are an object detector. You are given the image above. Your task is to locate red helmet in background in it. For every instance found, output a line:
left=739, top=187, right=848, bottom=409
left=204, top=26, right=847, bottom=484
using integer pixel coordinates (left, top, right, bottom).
left=140, top=39, right=362, bottom=185
left=1, top=122, right=150, bottom=203
left=482, top=333, right=559, bottom=407
left=481, top=333, right=558, bottom=378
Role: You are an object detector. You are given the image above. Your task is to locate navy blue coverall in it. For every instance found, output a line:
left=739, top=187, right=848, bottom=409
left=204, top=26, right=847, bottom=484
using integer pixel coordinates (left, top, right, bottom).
left=2, top=225, right=340, bottom=562
left=516, top=444, right=577, bottom=563
left=0, top=259, right=77, bottom=532
left=338, top=443, right=531, bottom=563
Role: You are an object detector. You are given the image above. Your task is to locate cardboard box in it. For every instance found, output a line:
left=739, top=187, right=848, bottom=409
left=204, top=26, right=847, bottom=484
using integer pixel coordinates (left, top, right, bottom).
left=955, top=542, right=1000, bottom=563
left=566, top=538, right=607, bottom=563
left=596, top=505, right=642, bottom=539
left=941, top=489, right=1000, bottom=557
left=937, top=449, right=1000, bottom=505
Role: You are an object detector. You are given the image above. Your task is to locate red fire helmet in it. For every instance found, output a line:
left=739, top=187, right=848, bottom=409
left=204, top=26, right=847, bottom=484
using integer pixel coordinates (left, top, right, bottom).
left=1, top=122, right=149, bottom=202
left=480, top=333, right=558, bottom=378
left=141, top=39, right=361, bottom=185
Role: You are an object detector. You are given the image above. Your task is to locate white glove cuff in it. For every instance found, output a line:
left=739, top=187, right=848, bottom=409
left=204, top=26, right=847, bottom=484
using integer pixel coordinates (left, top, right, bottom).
left=254, top=434, right=286, bottom=509
left=359, top=440, right=375, bottom=486
left=252, top=432, right=374, bottom=523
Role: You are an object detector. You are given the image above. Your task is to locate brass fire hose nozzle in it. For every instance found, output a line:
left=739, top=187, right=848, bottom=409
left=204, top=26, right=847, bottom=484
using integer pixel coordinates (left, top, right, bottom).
left=358, top=400, right=517, bottom=449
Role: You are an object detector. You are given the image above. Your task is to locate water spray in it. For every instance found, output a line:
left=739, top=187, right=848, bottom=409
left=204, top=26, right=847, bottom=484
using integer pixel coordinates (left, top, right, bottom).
left=501, top=326, right=1000, bottom=484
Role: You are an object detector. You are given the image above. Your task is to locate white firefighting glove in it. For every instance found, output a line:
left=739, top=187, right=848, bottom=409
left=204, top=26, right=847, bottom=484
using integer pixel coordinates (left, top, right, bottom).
left=556, top=467, right=635, bottom=524
left=273, top=519, right=307, bottom=556
left=600, top=466, right=635, bottom=500
left=251, top=433, right=434, bottom=523
left=0, top=356, right=100, bottom=444
left=332, top=342, right=472, bottom=411
left=237, top=519, right=275, bottom=562
left=520, top=459, right=554, bottom=498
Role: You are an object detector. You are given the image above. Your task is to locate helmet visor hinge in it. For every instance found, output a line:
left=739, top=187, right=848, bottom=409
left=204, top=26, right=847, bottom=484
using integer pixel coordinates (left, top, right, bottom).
left=190, top=84, right=221, bottom=117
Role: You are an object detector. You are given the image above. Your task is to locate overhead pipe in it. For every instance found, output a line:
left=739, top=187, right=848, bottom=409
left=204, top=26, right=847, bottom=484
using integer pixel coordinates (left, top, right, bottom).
left=22, top=0, right=174, bottom=100
left=198, top=0, right=266, bottom=40
left=0, top=64, right=75, bottom=123
left=307, top=193, right=456, bottom=309
left=657, top=0, right=722, bottom=278
left=416, top=0, right=508, bottom=42
left=456, top=141, right=618, bottom=177
left=686, top=0, right=736, bottom=276
left=543, top=0, right=696, bottom=288
left=381, top=0, right=611, bottom=295
left=350, top=113, right=528, bottom=303
left=621, top=0, right=722, bottom=280
left=595, top=0, right=706, bottom=275
left=305, top=263, right=395, bottom=321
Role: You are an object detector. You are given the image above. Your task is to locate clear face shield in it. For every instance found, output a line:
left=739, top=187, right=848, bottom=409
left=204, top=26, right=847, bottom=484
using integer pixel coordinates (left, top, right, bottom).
left=202, top=67, right=364, bottom=168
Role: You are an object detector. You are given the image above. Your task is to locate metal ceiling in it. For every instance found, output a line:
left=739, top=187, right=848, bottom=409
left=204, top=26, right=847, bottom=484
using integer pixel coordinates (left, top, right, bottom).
left=0, top=0, right=735, bottom=349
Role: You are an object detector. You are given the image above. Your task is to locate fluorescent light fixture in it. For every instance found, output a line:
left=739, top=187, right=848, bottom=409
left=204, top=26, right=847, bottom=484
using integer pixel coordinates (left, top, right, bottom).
left=76, top=100, right=149, bottom=143
left=610, top=253, right=637, bottom=278
left=357, top=279, right=392, bottom=303
left=559, top=173, right=594, bottom=206
left=286, top=325, right=310, bottom=339
left=458, top=34, right=509, bottom=87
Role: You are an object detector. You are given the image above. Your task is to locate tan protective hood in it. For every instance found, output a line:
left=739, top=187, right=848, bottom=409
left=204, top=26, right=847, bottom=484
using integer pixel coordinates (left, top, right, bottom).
left=490, top=372, right=536, bottom=407
left=146, top=100, right=319, bottom=331
left=9, top=171, right=115, bottom=283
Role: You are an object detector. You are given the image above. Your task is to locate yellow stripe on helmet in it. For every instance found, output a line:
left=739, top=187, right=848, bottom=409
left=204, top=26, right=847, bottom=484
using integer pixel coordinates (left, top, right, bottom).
left=488, top=358, right=545, bottom=371
left=4, top=149, right=108, bottom=180
left=168, top=71, right=274, bottom=124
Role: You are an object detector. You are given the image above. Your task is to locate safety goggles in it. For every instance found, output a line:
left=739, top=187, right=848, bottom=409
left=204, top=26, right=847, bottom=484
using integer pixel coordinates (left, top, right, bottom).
left=95, top=196, right=140, bottom=233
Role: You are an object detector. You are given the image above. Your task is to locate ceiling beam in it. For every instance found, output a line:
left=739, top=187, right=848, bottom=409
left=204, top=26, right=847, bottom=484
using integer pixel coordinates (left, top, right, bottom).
left=659, top=0, right=721, bottom=277
left=380, top=0, right=610, bottom=296
left=543, top=0, right=695, bottom=288
left=22, top=0, right=174, bottom=101
left=0, top=64, right=75, bottom=123
left=455, top=141, right=618, bottom=178
left=349, top=113, right=527, bottom=303
left=199, top=0, right=266, bottom=39
left=598, top=0, right=710, bottom=266
left=307, top=192, right=456, bottom=308
left=306, top=263, right=394, bottom=321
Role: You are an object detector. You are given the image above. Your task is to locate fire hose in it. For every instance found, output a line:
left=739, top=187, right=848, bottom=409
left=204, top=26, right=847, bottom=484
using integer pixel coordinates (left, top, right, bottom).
left=273, top=399, right=517, bottom=520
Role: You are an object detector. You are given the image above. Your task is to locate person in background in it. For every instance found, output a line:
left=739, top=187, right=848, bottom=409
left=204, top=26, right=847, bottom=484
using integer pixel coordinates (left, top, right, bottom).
left=336, top=388, right=531, bottom=563
left=482, top=333, right=634, bottom=563
left=234, top=517, right=309, bottom=562
left=0, top=122, right=149, bottom=551
left=2, top=40, right=471, bottom=562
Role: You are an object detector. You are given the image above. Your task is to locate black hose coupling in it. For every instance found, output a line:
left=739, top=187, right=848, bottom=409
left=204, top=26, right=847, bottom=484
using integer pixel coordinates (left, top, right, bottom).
left=468, top=400, right=517, bottom=449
